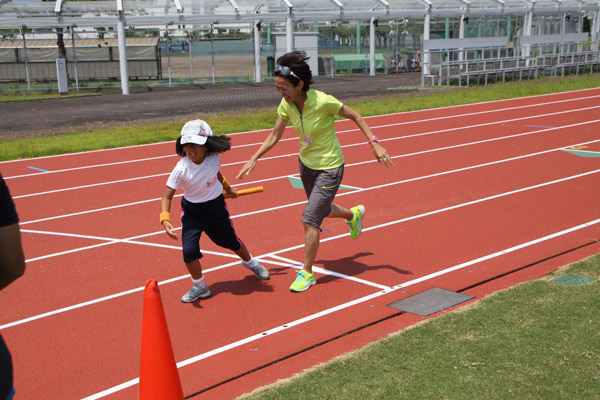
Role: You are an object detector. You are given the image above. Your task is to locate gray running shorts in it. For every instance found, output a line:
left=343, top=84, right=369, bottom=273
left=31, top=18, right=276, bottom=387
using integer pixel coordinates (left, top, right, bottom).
left=299, top=159, right=344, bottom=228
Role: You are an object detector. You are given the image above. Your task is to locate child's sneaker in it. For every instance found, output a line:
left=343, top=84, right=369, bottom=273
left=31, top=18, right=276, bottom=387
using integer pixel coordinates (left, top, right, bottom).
left=243, top=259, right=270, bottom=280
left=289, top=270, right=316, bottom=292
left=346, top=205, right=365, bottom=239
left=181, top=283, right=211, bottom=303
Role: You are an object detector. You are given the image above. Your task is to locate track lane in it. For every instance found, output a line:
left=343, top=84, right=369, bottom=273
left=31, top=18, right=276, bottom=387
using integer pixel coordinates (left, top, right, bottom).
left=1, top=89, right=599, bottom=399
left=3, top=119, right=599, bottom=324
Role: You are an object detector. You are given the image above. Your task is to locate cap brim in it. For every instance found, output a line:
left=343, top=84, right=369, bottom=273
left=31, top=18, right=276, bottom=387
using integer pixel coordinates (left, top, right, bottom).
left=181, top=135, right=208, bottom=145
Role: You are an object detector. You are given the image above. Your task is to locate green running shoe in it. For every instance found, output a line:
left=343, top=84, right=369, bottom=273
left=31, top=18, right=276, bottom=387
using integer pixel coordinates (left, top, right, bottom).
left=346, top=205, right=365, bottom=239
left=289, top=270, right=316, bottom=292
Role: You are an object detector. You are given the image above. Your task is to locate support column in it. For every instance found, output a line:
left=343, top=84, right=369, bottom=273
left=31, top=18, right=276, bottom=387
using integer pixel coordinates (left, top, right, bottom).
left=459, top=14, right=466, bottom=67
left=254, top=20, right=262, bottom=83
left=117, top=16, right=129, bottom=95
left=422, top=11, right=431, bottom=83
left=21, top=27, right=31, bottom=90
left=286, top=13, right=294, bottom=52
left=593, top=11, right=600, bottom=43
left=369, top=17, right=377, bottom=76
left=356, top=22, right=361, bottom=54
left=445, top=18, right=450, bottom=39
left=522, top=11, right=533, bottom=63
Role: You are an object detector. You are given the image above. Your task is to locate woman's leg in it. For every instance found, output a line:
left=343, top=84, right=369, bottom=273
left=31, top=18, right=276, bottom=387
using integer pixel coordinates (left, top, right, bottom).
left=328, top=203, right=353, bottom=220
left=302, top=223, right=320, bottom=274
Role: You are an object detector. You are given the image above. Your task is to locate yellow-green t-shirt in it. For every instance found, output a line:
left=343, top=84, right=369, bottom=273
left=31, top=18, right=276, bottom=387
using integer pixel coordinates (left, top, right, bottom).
left=277, top=89, right=344, bottom=170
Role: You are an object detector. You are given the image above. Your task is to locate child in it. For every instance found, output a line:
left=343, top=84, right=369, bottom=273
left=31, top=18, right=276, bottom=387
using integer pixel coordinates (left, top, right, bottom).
left=161, top=119, right=269, bottom=303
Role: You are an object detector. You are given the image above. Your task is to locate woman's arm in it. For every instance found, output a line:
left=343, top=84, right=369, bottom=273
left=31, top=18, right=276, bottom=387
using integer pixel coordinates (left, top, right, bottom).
left=338, top=105, right=394, bottom=167
left=236, top=116, right=288, bottom=179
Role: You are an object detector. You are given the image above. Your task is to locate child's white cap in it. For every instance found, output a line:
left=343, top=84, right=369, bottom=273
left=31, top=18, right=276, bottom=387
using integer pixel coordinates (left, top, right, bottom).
left=180, top=120, right=213, bottom=145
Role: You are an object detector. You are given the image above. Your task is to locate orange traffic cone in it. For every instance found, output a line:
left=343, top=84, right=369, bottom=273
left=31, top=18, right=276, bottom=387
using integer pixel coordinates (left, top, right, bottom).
left=139, top=279, right=184, bottom=400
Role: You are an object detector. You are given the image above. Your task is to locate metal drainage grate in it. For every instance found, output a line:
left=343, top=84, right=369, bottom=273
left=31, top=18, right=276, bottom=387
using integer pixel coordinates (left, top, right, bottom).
left=387, top=287, right=474, bottom=317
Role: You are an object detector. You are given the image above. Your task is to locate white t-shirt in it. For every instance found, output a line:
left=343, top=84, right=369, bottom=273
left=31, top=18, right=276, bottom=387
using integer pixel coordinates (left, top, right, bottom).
left=166, top=152, right=223, bottom=203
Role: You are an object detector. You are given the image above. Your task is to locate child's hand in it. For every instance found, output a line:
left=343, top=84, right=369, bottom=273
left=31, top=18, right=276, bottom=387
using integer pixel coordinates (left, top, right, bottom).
left=162, top=221, right=178, bottom=239
left=225, top=187, right=239, bottom=198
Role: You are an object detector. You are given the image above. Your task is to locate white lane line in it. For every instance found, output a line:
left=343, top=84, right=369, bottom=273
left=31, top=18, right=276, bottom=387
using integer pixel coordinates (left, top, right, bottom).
left=82, top=216, right=600, bottom=400
left=12, top=103, right=600, bottom=199
left=0, top=257, right=247, bottom=331
left=13, top=173, right=170, bottom=199
left=16, top=135, right=600, bottom=274
left=394, top=219, right=600, bottom=288
left=19, top=196, right=165, bottom=225
left=7, top=167, right=599, bottom=332
left=0, top=141, right=175, bottom=165
left=20, top=133, right=600, bottom=235
left=5, top=154, right=176, bottom=180
left=353, top=107, right=600, bottom=147
left=12, top=157, right=288, bottom=199
left=335, top=138, right=600, bottom=199
left=17, top=134, right=600, bottom=250
left=16, top=117, right=600, bottom=225
left=367, top=93, right=600, bottom=126
left=335, top=103, right=600, bottom=147
left=265, top=254, right=391, bottom=290
left=19, top=228, right=238, bottom=262
left=7, top=99, right=600, bottom=189
left=5, top=90, right=599, bottom=179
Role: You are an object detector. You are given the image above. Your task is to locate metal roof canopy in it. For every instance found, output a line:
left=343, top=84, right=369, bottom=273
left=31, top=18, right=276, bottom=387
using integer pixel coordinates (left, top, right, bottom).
left=2, top=0, right=598, bottom=95
left=0, top=0, right=598, bottom=28
left=0, top=37, right=159, bottom=48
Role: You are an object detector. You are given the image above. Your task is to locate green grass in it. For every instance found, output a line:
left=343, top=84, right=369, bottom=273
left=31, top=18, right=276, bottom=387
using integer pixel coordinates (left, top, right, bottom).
left=1, top=74, right=600, bottom=161
left=239, top=254, right=600, bottom=399
left=0, top=89, right=101, bottom=102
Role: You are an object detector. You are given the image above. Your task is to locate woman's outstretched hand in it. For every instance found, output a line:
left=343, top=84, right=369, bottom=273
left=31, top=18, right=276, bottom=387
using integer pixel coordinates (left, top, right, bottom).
left=371, top=143, right=394, bottom=167
left=236, top=158, right=257, bottom=179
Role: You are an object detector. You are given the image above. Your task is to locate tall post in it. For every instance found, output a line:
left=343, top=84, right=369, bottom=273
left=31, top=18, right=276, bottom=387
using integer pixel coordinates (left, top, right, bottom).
left=422, top=11, right=431, bottom=84
left=165, top=28, right=172, bottom=86
left=117, top=16, right=130, bottom=95
left=70, top=25, right=79, bottom=90
left=254, top=20, right=262, bottom=83
left=210, top=24, right=215, bottom=84
left=286, top=12, right=294, bottom=52
left=369, top=17, right=377, bottom=76
left=592, top=11, right=600, bottom=44
left=356, top=22, right=361, bottom=54
left=458, top=14, right=468, bottom=72
left=21, top=27, right=31, bottom=90
left=189, top=37, right=194, bottom=83
left=330, top=23, right=335, bottom=78
left=523, top=10, right=533, bottom=63
left=395, top=22, right=399, bottom=73
left=560, top=13, right=567, bottom=55
left=459, top=14, right=466, bottom=69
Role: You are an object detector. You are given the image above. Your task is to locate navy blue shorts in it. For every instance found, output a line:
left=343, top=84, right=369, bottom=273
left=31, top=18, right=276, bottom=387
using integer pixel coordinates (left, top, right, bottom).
left=180, top=195, right=242, bottom=263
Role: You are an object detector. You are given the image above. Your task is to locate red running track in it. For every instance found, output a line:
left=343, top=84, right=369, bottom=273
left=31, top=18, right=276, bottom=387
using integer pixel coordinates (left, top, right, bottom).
left=1, top=88, right=600, bottom=399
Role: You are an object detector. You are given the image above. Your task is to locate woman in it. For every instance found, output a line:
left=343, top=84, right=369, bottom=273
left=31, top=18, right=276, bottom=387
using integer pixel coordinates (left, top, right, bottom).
left=236, top=51, right=393, bottom=292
